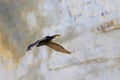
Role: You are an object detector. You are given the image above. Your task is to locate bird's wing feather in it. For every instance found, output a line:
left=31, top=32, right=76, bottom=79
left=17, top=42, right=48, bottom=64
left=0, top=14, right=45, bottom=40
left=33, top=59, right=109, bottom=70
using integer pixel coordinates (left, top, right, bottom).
left=27, top=40, right=40, bottom=51
left=46, top=41, right=71, bottom=54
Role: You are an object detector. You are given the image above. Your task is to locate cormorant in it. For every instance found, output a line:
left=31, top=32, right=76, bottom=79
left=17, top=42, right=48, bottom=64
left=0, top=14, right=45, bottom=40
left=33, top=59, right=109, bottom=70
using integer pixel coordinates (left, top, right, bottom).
left=27, top=34, right=71, bottom=54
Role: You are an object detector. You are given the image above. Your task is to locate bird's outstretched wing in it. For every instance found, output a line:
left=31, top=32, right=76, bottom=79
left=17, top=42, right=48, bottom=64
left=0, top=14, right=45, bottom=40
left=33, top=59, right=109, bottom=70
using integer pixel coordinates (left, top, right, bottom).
left=46, top=41, right=71, bottom=54
left=27, top=40, right=40, bottom=51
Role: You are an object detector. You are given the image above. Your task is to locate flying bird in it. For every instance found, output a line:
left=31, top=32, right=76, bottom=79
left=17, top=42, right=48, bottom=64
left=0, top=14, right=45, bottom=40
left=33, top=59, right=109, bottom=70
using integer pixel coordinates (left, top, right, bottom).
left=27, top=34, right=71, bottom=54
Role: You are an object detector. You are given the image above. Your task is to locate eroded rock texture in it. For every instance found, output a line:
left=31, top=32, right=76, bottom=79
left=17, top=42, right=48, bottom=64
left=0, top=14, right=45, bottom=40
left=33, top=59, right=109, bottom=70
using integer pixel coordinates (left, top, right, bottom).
left=0, top=0, right=120, bottom=80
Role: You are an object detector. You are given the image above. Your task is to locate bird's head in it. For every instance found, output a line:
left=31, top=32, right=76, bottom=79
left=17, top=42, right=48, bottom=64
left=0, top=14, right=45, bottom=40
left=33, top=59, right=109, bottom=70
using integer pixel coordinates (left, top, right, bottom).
left=45, top=34, right=60, bottom=41
left=52, top=34, right=61, bottom=39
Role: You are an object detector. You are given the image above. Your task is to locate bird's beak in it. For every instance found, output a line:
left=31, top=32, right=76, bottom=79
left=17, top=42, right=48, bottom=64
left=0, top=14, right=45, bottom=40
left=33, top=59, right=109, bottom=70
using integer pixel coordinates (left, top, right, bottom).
left=53, top=34, right=61, bottom=38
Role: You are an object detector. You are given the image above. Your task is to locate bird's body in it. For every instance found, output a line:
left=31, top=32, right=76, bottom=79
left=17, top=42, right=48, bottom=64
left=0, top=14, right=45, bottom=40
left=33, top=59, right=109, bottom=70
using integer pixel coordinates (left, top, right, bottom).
left=27, top=35, right=71, bottom=54
left=36, top=36, right=54, bottom=46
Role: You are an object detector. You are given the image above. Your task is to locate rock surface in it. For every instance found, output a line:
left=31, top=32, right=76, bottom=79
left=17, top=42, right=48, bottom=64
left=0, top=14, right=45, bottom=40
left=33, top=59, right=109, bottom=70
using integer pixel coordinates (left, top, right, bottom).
left=0, top=0, right=120, bottom=80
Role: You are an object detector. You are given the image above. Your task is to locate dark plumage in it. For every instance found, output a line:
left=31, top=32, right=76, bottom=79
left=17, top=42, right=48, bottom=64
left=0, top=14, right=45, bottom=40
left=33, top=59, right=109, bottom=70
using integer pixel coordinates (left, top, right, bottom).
left=27, top=35, right=71, bottom=54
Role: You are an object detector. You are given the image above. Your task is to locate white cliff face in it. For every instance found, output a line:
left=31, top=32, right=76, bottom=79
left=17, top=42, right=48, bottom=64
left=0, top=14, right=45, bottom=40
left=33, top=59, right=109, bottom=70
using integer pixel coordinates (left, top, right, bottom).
left=0, top=0, right=120, bottom=80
